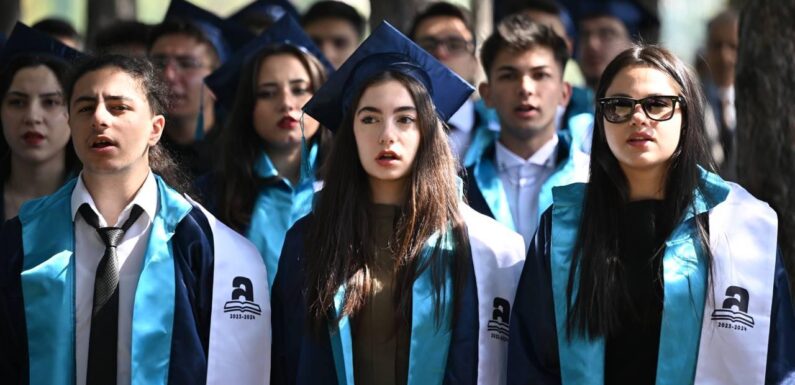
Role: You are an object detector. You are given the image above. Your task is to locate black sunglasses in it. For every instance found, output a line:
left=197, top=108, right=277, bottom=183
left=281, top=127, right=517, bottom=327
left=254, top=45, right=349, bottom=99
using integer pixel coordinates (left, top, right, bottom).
left=598, top=95, right=686, bottom=123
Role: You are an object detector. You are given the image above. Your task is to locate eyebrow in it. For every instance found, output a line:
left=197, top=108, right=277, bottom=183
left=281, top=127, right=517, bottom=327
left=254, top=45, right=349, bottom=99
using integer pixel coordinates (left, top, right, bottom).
left=6, top=91, right=63, bottom=98
left=71, top=94, right=135, bottom=104
left=258, top=79, right=309, bottom=88
left=356, top=106, right=416, bottom=115
left=495, top=64, right=551, bottom=73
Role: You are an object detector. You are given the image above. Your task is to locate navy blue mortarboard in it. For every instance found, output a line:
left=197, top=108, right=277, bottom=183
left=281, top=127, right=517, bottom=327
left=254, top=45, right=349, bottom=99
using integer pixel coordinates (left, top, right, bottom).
left=564, top=0, right=658, bottom=38
left=229, top=0, right=300, bottom=26
left=205, top=15, right=333, bottom=109
left=302, top=21, right=474, bottom=132
left=163, top=0, right=255, bottom=63
left=0, top=22, right=85, bottom=69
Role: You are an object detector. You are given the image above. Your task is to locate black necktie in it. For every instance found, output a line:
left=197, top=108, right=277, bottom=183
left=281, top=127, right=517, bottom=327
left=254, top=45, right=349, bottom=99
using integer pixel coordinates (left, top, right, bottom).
left=79, top=203, right=144, bottom=385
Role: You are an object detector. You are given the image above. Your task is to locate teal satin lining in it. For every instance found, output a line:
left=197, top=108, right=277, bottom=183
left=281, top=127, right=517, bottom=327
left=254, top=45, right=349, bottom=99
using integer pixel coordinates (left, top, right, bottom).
left=19, top=175, right=192, bottom=385
left=328, top=231, right=455, bottom=385
left=19, top=178, right=78, bottom=385
left=548, top=169, right=729, bottom=385
left=407, top=231, right=454, bottom=385
left=248, top=142, right=318, bottom=288
left=473, top=155, right=515, bottom=232
left=131, top=176, right=192, bottom=384
left=329, top=285, right=355, bottom=385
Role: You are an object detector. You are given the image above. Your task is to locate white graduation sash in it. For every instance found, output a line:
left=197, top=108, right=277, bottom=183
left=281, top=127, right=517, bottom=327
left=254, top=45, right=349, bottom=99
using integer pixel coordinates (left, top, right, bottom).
left=192, top=200, right=272, bottom=384
left=461, top=204, right=526, bottom=385
left=695, top=182, right=778, bottom=385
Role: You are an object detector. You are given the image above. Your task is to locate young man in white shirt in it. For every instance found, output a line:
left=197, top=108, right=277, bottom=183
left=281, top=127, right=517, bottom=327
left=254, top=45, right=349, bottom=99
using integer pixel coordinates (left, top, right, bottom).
left=464, top=14, right=590, bottom=247
left=0, top=55, right=269, bottom=385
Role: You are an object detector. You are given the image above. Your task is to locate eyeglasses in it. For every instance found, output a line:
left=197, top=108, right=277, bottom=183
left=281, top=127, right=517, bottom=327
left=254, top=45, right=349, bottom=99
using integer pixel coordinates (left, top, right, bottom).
left=149, top=54, right=209, bottom=73
left=417, top=36, right=474, bottom=56
left=311, top=35, right=354, bottom=50
left=598, top=95, right=686, bottom=123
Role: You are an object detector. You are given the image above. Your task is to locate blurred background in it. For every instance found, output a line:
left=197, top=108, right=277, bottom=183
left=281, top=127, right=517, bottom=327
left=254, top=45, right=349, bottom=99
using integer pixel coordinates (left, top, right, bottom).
left=3, top=0, right=745, bottom=68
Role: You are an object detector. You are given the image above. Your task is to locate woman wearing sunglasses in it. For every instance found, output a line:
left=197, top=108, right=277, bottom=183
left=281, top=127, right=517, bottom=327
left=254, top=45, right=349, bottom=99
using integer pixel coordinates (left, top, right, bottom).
left=507, top=45, right=794, bottom=385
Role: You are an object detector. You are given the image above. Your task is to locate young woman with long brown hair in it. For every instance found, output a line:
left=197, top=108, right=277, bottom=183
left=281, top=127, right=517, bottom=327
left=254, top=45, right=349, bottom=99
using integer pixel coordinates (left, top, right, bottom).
left=197, top=16, right=332, bottom=289
left=270, top=22, right=526, bottom=385
left=507, top=44, right=794, bottom=385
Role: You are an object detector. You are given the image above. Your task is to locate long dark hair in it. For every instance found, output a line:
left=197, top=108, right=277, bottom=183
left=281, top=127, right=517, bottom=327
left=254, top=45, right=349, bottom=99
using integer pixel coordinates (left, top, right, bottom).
left=305, top=71, right=470, bottom=331
left=66, top=55, right=191, bottom=193
left=567, top=45, right=717, bottom=338
left=215, top=45, right=329, bottom=233
left=0, top=54, right=81, bottom=181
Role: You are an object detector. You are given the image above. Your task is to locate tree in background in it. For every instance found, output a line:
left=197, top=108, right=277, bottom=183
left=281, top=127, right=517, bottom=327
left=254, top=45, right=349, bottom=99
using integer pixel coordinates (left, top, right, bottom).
left=735, top=0, right=795, bottom=301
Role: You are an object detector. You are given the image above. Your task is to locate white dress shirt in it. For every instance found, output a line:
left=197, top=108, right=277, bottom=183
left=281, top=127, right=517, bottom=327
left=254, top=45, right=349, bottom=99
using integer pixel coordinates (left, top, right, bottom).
left=495, top=135, right=559, bottom=248
left=447, top=99, right=475, bottom=161
left=71, top=171, right=158, bottom=385
left=718, top=85, right=736, bottom=131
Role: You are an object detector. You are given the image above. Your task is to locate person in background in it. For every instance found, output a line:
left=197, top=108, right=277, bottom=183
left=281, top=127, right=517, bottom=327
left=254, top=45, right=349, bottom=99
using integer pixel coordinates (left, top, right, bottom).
left=504, top=0, right=594, bottom=137
left=572, top=0, right=656, bottom=92
left=92, top=21, right=152, bottom=57
left=272, top=21, right=525, bottom=385
left=409, top=1, right=498, bottom=163
left=228, top=0, right=301, bottom=35
left=32, top=17, right=83, bottom=51
left=464, top=14, right=590, bottom=249
left=703, top=8, right=739, bottom=180
left=0, top=54, right=270, bottom=385
left=148, top=0, right=253, bottom=178
left=301, top=0, right=365, bottom=69
left=198, top=16, right=333, bottom=289
left=0, top=23, right=83, bottom=221
left=508, top=44, right=794, bottom=385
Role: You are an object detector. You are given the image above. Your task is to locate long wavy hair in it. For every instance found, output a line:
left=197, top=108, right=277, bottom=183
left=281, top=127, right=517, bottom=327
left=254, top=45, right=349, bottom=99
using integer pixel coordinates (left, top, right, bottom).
left=0, top=54, right=81, bottom=182
left=216, top=45, right=329, bottom=233
left=567, top=45, right=717, bottom=338
left=305, top=71, right=470, bottom=331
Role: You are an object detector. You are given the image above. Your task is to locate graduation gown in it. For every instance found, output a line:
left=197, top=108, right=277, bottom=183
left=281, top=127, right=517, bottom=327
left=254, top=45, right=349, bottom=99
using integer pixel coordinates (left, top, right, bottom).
left=196, top=142, right=319, bottom=289
left=507, top=169, right=795, bottom=385
left=0, top=175, right=271, bottom=385
left=463, top=127, right=591, bottom=235
left=271, top=203, right=526, bottom=385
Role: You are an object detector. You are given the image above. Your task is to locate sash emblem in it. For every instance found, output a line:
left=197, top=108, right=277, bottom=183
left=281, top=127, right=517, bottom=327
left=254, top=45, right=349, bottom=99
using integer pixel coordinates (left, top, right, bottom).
left=711, top=285, right=754, bottom=331
left=488, top=297, right=510, bottom=341
left=224, top=276, right=262, bottom=320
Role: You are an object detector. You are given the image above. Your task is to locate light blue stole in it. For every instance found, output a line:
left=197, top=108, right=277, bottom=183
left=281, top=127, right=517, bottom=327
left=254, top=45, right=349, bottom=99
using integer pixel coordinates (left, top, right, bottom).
left=328, top=231, right=455, bottom=385
left=19, top=175, right=192, bottom=385
left=548, top=168, right=730, bottom=385
left=246, top=141, right=318, bottom=289
left=465, top=127, right=586, bottom=232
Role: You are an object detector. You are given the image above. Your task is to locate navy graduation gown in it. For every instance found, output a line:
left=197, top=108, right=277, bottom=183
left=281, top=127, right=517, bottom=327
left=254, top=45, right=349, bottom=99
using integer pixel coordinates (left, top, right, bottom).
left=0, top=207, right=215, bottom=385
left=507, top=209, right=795, bottom=385
left=270, top=214, right=481, bottom=385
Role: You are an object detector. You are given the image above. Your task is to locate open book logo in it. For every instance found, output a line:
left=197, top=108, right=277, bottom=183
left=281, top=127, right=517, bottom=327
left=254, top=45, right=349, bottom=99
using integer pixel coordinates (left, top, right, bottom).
left=710, top=286, right=754, bottom=328
left=224, top=276, right=262, bottom=318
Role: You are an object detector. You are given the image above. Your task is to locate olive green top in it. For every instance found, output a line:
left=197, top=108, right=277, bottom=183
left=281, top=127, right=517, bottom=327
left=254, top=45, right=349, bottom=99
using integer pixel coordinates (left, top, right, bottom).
left=352, top=204, right=410, bottom=385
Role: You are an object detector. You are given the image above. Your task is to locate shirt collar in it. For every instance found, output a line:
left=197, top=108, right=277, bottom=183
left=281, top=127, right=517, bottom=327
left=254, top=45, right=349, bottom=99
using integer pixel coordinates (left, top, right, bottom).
left=71, top=170, right=158, bottom=227
left=495, top=134, right=559, bottom=170
left=448, top=99, right=475, bottom=133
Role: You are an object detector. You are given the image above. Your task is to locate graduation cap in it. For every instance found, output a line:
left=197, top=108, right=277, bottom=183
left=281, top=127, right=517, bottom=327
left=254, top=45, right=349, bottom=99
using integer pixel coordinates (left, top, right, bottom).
left=565, top=0, right=658, bottom=38
left=302, top=21, right=474, bottom=132
left=205, top=15, right=333, bottom=109
left=0, top=22, right=85, bottom=70
left=228, top=0, right=300, bottom=26
left=163, top=0, right=255, bottom=63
